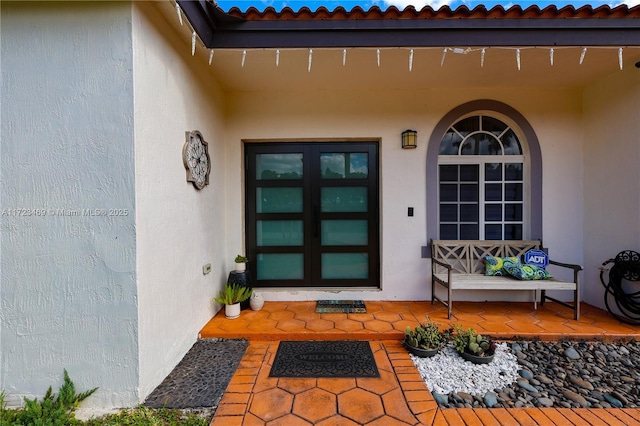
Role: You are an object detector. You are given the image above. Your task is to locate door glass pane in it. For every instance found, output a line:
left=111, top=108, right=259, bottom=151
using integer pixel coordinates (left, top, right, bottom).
left=257, top=254, right=303, bottom=280
left=321, top=187, right=367, bottom=212
left=256, top=188, right=303, bottom=213
left=321, top=153, right=368, bottom=179
left=256, top=154, right=303, bottom=180
left=322, top=253, right=368, bottom=279
left=322, top=220, right=368, bottom=246
left=257, top=221, right=303, bottom=246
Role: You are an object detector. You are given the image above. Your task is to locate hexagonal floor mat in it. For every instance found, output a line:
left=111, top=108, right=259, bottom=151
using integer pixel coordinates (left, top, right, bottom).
left=269, top=340, right=379, bottom=378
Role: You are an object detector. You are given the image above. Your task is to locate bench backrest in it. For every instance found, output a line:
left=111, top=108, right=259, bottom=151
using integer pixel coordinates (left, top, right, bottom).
left=431, top=240, right=541, bottom=274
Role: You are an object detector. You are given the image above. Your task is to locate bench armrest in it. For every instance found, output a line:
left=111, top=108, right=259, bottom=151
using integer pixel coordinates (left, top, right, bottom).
left=431, top=257, right=453, bottom=270
left=548, top=259, right=582, bottom=273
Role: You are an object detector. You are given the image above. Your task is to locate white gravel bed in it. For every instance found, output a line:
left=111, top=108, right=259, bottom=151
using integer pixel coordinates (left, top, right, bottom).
left=410, top=343, right=519, bottom=396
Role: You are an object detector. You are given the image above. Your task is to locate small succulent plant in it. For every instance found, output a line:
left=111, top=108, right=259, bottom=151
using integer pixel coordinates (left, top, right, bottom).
left=404, top=317, right=450, bottom=350
left=452, top=324, right=495, bottom=357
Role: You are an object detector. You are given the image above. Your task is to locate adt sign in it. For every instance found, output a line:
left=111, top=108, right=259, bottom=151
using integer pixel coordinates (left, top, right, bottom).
left=525, top=249, right=549, bottom=268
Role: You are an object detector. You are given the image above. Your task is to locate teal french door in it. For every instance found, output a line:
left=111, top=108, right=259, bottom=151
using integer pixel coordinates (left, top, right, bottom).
left=245, top=142, right=380, bottom=288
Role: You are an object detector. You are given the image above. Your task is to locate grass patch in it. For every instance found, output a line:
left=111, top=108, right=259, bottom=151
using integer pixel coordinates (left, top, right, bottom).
left=83, top=406, right=210, bottom=425
left=1, top=371, right=211, bottom=425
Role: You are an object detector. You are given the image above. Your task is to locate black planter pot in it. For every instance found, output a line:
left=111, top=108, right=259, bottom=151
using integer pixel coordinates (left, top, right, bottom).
left=460, top=351, right=495, bottom=364
left=403, top=340, right=439, bottom=358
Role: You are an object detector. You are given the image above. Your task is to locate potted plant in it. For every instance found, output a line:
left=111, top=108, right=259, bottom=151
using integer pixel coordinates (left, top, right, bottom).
left=452, top=324, right=496, bottom=364
left=234, top=254, right=249, bottom=272
left=403, top=318, right=450, bottom=357
left=214, top=283, right=253, bottom=319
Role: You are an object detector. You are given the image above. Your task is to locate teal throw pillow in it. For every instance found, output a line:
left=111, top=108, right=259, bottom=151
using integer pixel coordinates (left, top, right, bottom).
left=484, top=255, right=520, bottom=276
left=503, top=262, right=553, bottom=280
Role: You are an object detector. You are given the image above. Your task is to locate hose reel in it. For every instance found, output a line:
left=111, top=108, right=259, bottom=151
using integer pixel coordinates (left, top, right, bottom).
left=599, top=250, right=640, bottom=325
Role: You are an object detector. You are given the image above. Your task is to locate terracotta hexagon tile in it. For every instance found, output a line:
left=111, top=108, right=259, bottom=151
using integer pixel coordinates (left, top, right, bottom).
left=292, top=388, right=337, bottom=423
left=266, top=413, right=313, bottom=426
left=337, top=388, right=385, bottom=424
left=373, top=311, right=403, bottom=323
left=278, top=378, right=317, bottom=394
left=334, top=318, right=365, bottom=332
left=317, top=378, right=357, bottom=394
left=268, top=310, right=296, bottom=321
left=218, top=318, right=251, bottom=332
left=391, top=319, right=422, bottom=332
left=363, top=319, right=394, bottom=333
left=363, top=302, right=385, bottom=313
left=314, top=415, right=361, bottom=426
left=249, top=388, right=294, bottom=422
left=357, top=369, right=399, bottom=395
left=246, top=318, right=279, bottom=332
left=380, top=388, right=418, bottom=424
left=475, top=321, right=517, bottom=333
left=244, top=310, right=272, bottom=320
left=239, top=412, right=268, bottom=425
left=275, top=318, right=307, bottom=332
left=305, top=318, right=335, bottom=332
left=365, top=415, right=413, bottom=425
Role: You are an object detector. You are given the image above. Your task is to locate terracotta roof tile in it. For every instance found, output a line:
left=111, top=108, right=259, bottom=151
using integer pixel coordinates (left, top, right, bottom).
left=226, top=4, right=640, bottom=21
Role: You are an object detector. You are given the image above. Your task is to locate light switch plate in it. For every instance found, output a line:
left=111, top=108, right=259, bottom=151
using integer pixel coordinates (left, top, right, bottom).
left=203, top=263, right=212, bottom=275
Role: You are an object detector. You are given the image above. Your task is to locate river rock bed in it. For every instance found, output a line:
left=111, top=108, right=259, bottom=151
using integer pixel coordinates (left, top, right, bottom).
left=410, top=339, right=640, bottom=409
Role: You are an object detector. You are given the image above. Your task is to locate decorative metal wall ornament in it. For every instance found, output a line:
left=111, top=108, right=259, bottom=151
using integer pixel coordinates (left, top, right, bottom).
left=183, top=130, right=211, bottom=190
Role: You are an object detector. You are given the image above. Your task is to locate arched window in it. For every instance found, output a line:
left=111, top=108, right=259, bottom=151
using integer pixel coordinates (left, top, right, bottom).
left=426, top=100, right=542, bottom=248
left=438, top=114, right=525, bottom=240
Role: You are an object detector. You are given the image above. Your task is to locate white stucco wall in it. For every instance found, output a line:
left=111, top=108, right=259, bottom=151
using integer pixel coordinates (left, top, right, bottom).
left=583, top=67, right=640, bottom=310
left=226, top=88, right=585, bottom=302
left=132, top=3, right=228, bottom=401
left=1, top=2, right=138, bottom=407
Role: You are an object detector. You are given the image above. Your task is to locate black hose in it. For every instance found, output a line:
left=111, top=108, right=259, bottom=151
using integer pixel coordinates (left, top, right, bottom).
left=600, top=250, right=640, bottom=325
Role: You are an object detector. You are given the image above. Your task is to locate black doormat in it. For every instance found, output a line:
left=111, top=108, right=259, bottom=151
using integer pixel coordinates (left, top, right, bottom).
left=144, top=339, right=248, bottom=409
left=315, top=300, right=366, bottom=313
left=269, top=340, right=379, bottom=378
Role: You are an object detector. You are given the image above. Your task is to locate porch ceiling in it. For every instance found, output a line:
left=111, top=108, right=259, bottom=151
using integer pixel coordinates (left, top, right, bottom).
left=157, top=2, right=640, bottom=92
left=204, top=46, right=640, bottom=92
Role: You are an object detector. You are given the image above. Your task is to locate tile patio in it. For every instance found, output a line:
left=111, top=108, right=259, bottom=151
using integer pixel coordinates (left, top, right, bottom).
left=202, top=301, right=640, bottom=425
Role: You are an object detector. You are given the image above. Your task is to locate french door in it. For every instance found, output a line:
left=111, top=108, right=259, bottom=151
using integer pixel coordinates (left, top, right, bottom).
left=245, top=142, right=379, bottom=288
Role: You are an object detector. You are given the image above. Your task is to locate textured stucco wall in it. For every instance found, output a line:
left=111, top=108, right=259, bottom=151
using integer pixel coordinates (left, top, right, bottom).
left=132, top=3, right=228, bottom=401
left=583, top=68, right=640, bottom=310
left=226, top=88, right=585, bottom=302
left=1, top=2, right=138, bottom=407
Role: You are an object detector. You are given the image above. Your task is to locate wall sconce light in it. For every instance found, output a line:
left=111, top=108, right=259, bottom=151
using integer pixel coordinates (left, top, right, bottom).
left=402, top=130, right=417, bottom=149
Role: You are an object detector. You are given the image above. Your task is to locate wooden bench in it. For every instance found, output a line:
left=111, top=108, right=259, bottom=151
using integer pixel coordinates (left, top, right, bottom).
left=431, top=240, right=582, bottom=320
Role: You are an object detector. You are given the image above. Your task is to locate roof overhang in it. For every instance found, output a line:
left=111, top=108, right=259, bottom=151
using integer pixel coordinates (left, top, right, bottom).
left=177, top=1, right=640, bottom=49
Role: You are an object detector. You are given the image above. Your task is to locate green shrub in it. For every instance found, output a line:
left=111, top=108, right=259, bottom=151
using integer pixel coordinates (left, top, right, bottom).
left=0, top=370, right=97, bottom=426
